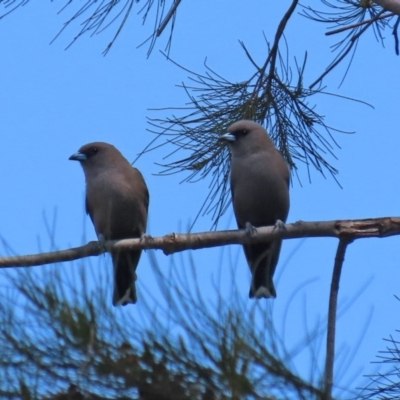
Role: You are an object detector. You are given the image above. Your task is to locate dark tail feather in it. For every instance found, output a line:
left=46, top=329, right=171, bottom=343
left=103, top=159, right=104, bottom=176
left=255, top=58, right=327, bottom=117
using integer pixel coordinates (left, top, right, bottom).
left=249, top=257, right=276, bottom=298
left=111, top=250, right=142, bottom=306
left=245, top=240, right=282, bottom=299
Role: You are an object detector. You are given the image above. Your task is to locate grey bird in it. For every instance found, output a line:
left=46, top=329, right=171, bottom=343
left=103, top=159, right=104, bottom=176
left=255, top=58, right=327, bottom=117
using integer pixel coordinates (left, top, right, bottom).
left=69, top=142, right=149, bottom=306
left=220, top=120, right=290, bottom=298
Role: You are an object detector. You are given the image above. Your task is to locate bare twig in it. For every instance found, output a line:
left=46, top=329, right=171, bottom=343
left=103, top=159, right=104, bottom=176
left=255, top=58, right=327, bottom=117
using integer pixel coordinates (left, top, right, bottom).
left=252, top=0, right=299, bottom=100
left=156, top=0, right=181, bottom=37
left=324, top=238, right=352, bottom=399
left=1, top=217, right=400, bottom=268
left=326, top=12, right=393, bottom=36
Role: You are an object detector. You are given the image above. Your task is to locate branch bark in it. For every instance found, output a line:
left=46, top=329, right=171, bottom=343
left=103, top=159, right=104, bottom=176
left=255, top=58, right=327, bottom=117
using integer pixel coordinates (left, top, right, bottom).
left=0, top=216, right=399, bottom=268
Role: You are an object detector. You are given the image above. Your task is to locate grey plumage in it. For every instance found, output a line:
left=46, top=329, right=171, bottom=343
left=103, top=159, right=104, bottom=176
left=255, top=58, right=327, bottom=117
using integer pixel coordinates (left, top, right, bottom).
left=69, top=142, right=149, bottom=306
left=220, top=120, right=290, bottom=298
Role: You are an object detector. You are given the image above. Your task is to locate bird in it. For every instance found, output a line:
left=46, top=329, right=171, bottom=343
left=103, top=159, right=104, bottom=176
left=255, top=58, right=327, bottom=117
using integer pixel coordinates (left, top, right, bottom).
left=69, top=142, right=149, bottom=306
left=219, top=120, right=290, bottom=298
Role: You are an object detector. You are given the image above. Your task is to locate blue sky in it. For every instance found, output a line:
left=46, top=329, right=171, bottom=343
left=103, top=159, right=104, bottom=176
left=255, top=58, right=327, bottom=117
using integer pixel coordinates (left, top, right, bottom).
left=1, top=1, right=400, bottom=396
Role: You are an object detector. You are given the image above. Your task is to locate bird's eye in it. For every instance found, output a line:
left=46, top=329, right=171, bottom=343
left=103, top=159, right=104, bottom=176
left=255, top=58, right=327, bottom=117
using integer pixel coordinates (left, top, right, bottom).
left=86, top=147, right=99, bottom=158
left=234, top=129, right=248, bottom=137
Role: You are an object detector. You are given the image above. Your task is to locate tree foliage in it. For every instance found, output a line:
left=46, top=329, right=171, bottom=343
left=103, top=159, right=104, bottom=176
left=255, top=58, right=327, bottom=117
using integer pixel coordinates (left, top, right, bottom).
left=0, top=254, right=329, bottom=399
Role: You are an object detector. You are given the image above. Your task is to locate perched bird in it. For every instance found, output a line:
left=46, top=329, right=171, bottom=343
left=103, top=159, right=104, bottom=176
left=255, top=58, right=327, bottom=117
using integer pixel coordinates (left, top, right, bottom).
left=220, top=120, right=290, bottom=298
left=69, top=142, right=149, bottom=306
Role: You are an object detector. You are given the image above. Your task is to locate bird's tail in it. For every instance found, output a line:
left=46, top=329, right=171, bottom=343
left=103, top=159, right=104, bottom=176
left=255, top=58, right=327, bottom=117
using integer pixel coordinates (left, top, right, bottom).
left=249, top=270, right=276, bottom=298
left=247, top=240, right=282, bottom=299
left=111, top=250, right=141, bottom=306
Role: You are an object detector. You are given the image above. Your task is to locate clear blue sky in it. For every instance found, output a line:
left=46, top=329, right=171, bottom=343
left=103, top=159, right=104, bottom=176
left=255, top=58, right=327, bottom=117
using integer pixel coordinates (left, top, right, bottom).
left=1, top=1, right=399, bottom=396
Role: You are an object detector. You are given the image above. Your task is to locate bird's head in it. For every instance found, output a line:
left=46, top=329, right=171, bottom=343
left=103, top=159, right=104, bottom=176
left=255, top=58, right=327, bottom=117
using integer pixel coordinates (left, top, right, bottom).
left=219, top=120, right=274, bottom=157
left=69, top=142, right=124, bottom=174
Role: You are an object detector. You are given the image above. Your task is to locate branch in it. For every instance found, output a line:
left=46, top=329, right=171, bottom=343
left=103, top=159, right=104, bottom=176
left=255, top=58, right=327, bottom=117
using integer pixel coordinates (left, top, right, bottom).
left=325, top=12, right=394, bottom=36
left=1, top=217, right=400, bottom=268
left=323, top=238, right=351, bottom=400
left=156, top=0, right=181, bottom=37
left=253, top=0, right=299, bottom=98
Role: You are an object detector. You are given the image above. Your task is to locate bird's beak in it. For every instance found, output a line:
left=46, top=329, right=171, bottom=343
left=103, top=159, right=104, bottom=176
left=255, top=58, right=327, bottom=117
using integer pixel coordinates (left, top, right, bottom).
left=69, top=152, right=87, bottom=161
left=219, top=132, right=236, bottom=142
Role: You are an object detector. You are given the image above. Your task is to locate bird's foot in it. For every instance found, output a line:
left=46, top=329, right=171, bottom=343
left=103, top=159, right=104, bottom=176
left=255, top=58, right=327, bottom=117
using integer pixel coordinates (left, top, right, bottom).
left=274, top=219, right=286, bottom=232
left=245, top=222, right=258, bottom=236
left=140, top=233, right=154, bottom=250
left=140, top=233, right=154, bottom=242
left=97, top=234, right=107, bottom=252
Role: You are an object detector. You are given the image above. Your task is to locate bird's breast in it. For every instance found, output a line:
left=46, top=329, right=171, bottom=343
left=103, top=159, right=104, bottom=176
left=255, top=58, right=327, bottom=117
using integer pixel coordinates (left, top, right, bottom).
left=231, top=160, right=289, bottom=228
left=86, top=173, right=147, bottom=240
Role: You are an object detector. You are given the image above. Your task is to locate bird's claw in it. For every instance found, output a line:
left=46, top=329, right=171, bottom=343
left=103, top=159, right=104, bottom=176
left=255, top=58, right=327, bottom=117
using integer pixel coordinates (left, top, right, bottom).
left=140, top=234, right=154, bottom=250
left=97, top=234, right=107, bottom=252
left=274, top=219, right=286, bottom=232
left=140, top=233, right=154, bottom=242
left=245, top=222, right=258, bottom=236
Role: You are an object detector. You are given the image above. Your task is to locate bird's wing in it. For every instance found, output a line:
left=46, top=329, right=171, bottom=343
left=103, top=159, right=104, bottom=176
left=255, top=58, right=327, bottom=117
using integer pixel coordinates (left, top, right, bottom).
left=85, top=195, right=94, bottom=224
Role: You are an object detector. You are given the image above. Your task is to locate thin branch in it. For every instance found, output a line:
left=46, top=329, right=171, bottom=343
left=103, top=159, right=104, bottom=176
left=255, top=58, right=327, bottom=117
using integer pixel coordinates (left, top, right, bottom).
left=326, top=12, right=394, bottom=36
left=0, top=216, right=399, bottom=268
left=252, top=0, right=299, bottom=99
left=156, top=0, right=181, bottom=37
left=323, top=238, right=352, bottom=400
